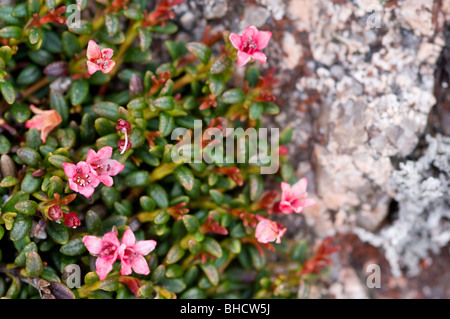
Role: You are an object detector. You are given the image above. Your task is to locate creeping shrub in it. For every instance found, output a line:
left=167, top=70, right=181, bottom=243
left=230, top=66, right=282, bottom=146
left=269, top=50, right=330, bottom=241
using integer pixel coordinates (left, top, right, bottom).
left=0, top=0, right=336, bottom=299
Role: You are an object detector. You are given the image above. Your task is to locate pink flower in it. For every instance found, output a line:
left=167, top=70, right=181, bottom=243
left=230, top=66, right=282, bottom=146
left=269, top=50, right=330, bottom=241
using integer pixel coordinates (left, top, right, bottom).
left=86, top=146, right=125, bottom=187
left=25, top=105, right=62, bottom=143
left=62, top=161, right=101, bottom=198
left=86, top=40, right=115, bottom=75
left=118, top=229, right=157, bottom=277
left=254, top=216, right=286, bottom=244
left=229, top=25, right=272, bottom=67
left=82, top=231, right=121, bottom=281
left=279, top=178, right=315, bottom=214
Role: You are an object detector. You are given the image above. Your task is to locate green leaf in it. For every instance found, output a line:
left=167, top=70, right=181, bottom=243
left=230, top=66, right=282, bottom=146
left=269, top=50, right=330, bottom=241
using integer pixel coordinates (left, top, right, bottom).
left=249, top=101, right=264, bottom=121
left=17, top=147, right=41, bottom=168
left=15, top=200, right=37, bottom=216
left=25, top=251, right=43, bottom=277
left=291, top=240, right=308, bottom=263
left=124, top=171, right=151, bottom=187
left=124, top=47, right=151, bottom=63
left=69, top=79, right=89, bottom=106
left=0, top=26, right=22, bottom=39
left=182, top=215, right=199, bottom=234
left=60, top=238, right=87, bottom=256
left=0, top=6, right=22, bottom=24
left=10, top=103, right=31, bottom=123
left=147, top=184, right=169, bottom=209
left=161, top=278, right=186, bottom=294
left=246, top=66, right=260, bottom=87
left=50, top=90, right=69, bottom=125
left=61, top=31, right=81, bottom=57
left=21, top=171, right=41, bottom=194
left=48, top=155, right=72, bottom=169
left=180, top=287, right=206, bottom=299
left=151, top=265, right=166, bottom=283
left=149, top=22, right=178, bottom=34
left=153, top=96, right=174, bottom=111
left=14, top=242, right=37, bottom=267
left=210, top=54, right=231, bottom=74
left=104, top=13, right=120, bottom=36
left=99, top=277, right=120, bottom=292
left=166, top=244, right=185, bottom=264
left=27, top=0, right=41, bottom=14
left=28, top=27, right=42, bottom=45
left=153, top=209, right=169, bottom=225
left=10, top=214, right=32, bottom=242
left=158, top=111, right=174, bottom=137
left=0, top=176, right=18, bottom=187
left=248, top=173, right=264, bottom=201
left=174, top=166, right=194, bottom=191
left=138, top=27, right=152, bottom=51
left=280, top=127, right=293, bottom=145
left=203, top=237, right=222, bottom=258
left=209, top=74, right=226, bottom=97
left=200, top=263, right=219, bottom=286
left=186, top=42, right=211, bottom=64
left=68, top=20, right=93, bottom=35
left=93, top=101, right=120, bottom=122
left=86, top=210, right=102, bottom=235
left=220, top=88, right=245, bottom=104
left=17, top=65, right=41, bottom=86
left=0, top=81, right=15, bottom=104
left=46, top=221, right=69, bottom=245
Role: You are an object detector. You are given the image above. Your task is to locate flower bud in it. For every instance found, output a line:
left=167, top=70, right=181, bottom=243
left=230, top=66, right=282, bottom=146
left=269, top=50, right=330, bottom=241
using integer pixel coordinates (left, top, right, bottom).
left=64, top=212, right=81, bottom=229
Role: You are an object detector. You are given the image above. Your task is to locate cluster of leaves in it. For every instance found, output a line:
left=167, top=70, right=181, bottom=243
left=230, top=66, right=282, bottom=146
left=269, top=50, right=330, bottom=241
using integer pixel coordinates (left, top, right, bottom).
left=0, top=0, right=336, bottom=299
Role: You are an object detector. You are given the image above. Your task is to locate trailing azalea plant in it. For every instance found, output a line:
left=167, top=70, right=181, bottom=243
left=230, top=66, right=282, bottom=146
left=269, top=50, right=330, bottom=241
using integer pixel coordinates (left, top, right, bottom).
left=0, top=0, right=337, bottom=299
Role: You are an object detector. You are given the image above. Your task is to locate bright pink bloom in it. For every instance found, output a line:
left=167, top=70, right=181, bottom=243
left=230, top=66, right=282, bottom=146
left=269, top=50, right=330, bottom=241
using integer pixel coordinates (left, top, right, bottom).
left=64, top=212, right=81, bottom=229
left=82, top=231, right=121, bottom=281
left=254, top=216, right=286, bottom=244
left=62, top=161, right=101, bottom=198
left=118, top=229, right=157, bottom=277
left=279, top=178, right=315, bottom=214
left=86, top=40, right=115, bottom=75
left=25, top=105, right=62, bottom=143
left=86, top=146, right=124, bottom=187
left=229, top=25, right=272, bottom=67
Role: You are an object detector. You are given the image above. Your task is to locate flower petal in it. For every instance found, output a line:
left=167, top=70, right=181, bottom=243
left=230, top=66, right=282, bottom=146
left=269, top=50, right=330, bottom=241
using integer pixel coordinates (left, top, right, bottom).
left=101, top=60, right=115, bottom=74
left=256, top=30, right=272, bottom=50
left=241, top=25, right=258, bottom=41
left=103, top=231, right=121, bottom=247
left=62, top=162, right=77, bottom=178
left=131, top=255, right=150, bottom=275
left=251, top=51, right=267, bottom=64
left=77, top=161, right=91, bottom=174
left=96, top=146, right=113, bottom=160
left=101, top=48, right=114, bottom=60
left=78, top=185, right=96, bottom=198
left=82, top=235, right=103, bottom=255
left=95, top=256, right=115, bottom=281
left=237, top=51, right=252, bottom=67
left=120, top=259, right=133, bottom=276
left=121, top=229, right=136, bottom=247
left=134, top=240, right=157, bottom=256
left=229, top=33, right=242, bottom=49
left=104, top=159, right=125, bottom=176
left=86, top=149, right=98, bottom=165
left=87, top=40, right=101, bottom=60
left=87, top=61, right=101, bottom=75
left=291, top=178, right=307, bottom=197
left=99, top=175, right=114, bottom=187
left=280, top=182, right=292, bottom=201
left=29, top=104, right=44, bottom=115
